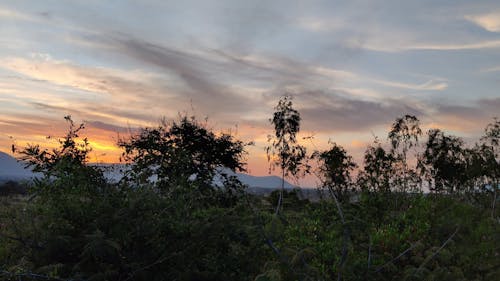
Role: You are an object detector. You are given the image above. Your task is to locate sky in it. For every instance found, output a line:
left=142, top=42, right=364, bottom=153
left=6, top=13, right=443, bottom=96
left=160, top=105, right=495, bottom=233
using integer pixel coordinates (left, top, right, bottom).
left=0, top=0, right=499, bottom=185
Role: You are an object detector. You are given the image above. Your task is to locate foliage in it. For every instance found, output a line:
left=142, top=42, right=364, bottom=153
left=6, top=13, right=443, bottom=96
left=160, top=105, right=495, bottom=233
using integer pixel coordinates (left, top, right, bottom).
left=419, top=129, right=468, bottom=193
left=388, top=115, right=422, bottom=155
left=312, top=142, right=357, bottom=200
left=358, top=139, right=396, bottom=193
left=478, top=118, right=500, bottom=218
left=388, top=115, right=422, bottom=192
left=118, top=115, right=248, bottom=203
left=1, top=116, right=269, bottom=281
left=13, top=116, right=107, bottom=197
left=16, top=116, right=93, bottom=178
left=1, top=110, right=499, bottom=281
left=0, top=181, right=27, bottom=196
left=266, top=95, right=309, bottom=214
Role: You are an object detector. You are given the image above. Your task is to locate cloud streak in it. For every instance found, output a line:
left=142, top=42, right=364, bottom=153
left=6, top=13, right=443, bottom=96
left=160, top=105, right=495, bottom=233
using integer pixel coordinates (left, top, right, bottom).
left=428, top=97, right=500, bottom=133
left=466, top=12, right=500, bottom=32
left=109, top=38, right=260, bottom=114
left=277, top=90, right=424, bottom=133
left=0, top=6, right=38, bottom=22
left=1, top=54, right=162, bottom=101
left=0, top=0, right=498, bottom=173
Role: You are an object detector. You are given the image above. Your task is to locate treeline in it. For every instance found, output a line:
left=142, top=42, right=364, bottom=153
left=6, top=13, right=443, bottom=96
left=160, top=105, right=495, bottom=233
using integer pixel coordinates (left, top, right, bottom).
left=266, top=96, right=498, bottom=202
left=0, top=98, right=498, bottom=281
left=316, top=114, right=499, bottom=198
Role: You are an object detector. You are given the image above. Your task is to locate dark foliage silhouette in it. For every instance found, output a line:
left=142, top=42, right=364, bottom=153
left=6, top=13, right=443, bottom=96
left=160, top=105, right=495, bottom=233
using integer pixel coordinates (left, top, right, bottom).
left=266, top=95, right=309, bottom=214
left=0, top=110, right=498, bottom=281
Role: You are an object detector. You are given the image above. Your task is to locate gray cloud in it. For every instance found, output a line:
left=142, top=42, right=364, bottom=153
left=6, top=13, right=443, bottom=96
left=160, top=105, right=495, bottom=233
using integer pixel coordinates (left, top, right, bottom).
left=432, top=97, right=499, bottom=132
left=31, top=101, right=86, bottom=116
left=263, top=90, right=424, bottom=133
left=110, top=37, right=259, bottom=115
left=86, top=120, right=136, bottom=134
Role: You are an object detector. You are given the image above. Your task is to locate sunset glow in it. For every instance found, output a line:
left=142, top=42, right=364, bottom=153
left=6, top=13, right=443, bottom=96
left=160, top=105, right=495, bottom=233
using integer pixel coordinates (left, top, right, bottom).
left=1, top=1, right=499, bottom=185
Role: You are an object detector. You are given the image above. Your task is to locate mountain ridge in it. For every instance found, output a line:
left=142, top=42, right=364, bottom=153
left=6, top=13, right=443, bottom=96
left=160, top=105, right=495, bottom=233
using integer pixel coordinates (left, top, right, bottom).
left=0, top=151, right=33, bottom=181
left=0, top=151, right=301, bottom=189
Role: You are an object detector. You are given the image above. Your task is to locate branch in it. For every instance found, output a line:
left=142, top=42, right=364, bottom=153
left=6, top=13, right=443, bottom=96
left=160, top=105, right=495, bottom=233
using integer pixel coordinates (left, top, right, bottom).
left=0, top=269, right=83, bottom=281
left=244, top=193, right=281, bottom=257
left=367, top=235, right=372, bottom=270
left=123, top=252, right=176, bottom=281
left=374, top=242, right=419, bottom=273
left=413, top=226, right=459, bottom=276
left=327, top=186, right=349, bottom=281
left=0, top=232, right=43, bottom=250
left=274, top=168, right=286, bottom=215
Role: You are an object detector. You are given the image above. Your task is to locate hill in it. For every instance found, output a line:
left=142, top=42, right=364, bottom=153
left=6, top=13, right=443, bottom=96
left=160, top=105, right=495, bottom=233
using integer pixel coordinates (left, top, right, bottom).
left=1, top=157, right=301, bottom=190
left=0, top=151, right=33, bottom=182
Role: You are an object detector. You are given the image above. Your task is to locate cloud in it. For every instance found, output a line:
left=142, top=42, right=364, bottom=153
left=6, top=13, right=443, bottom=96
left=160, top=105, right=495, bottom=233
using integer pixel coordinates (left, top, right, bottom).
left=356, top=39, right=500, bottom=52
left=296, top=17, right=344, bottom=32
left=370, top=78, right=448, bottom=91
left=285, top=5, right=500, bottom=53
left=466, top=12, right=500, bottom=32
left=0, top=54, right=190, bottom=127
left=276, top=90, right=424, bottom=133
left=481, top=66, right=500, bottom=72
left=0, top=6, right=38, bottom=22
left=477, top=97, right=500, bottom=113
left=109, top=38, right=259, bottom=114
left=86, top=120, right=136, bottom=134
left=407, top=40, right=500, bottom=51
left=431, top=97, right=500, bottom=133
left=207, top=48, right=357, bottom=88
left=0, top=54, right=162, bottom=101
left=29, top=101, right=155, bottom=128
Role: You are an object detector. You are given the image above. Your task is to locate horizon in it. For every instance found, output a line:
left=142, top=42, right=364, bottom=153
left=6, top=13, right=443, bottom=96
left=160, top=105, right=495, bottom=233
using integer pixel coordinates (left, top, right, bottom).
left=1, top=1, right=499, bottom=185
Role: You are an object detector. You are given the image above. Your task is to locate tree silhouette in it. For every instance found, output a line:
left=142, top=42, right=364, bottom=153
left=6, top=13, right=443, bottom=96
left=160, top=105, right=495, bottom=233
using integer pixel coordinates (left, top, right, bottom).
left=266, top=95, right=308, bottom=214
left=358, top=138, right=396, bottom=193
left=119, top=115, right=248, bottom=202
left=420, top=129, right=467, bottom=193
left=479, top=117, right=499, bottom=217
left=388, top=115, right=422, bottom=192
left=14, top=115, right=106, bottom=194
left=313, top=142, right=357, bottom=200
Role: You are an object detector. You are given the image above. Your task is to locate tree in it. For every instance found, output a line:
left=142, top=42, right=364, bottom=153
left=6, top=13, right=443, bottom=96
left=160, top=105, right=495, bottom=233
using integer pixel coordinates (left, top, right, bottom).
left=358, top=138, right=396, bottom=193
left=266, top=95, right=308, bottom=214
left=14, top=115, right=106, bottom=194
left=388, top=115, right=422, bottom=192
left=419, top=129, right=467, bottom=193
left=5, top=116, right=265, bottom=281
left=462, top=145, right=486, bottom=192
left=119, top=115, right=248, bottom=202
left=313, top=142, right=357, bottom=200
left=479, top=117, right=499, bottom=217
left=17, top=116, right=89, bottom=176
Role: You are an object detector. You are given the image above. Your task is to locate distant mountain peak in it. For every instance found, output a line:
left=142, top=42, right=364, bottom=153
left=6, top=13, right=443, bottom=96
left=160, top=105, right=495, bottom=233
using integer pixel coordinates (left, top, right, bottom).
left=0, top=151, right=33, bottom=180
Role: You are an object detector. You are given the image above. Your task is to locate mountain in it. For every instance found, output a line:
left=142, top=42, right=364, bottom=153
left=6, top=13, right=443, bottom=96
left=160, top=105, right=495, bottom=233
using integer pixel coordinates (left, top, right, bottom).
left=0, top=153, right=299, bottom=189
left=97, top=164, right=298, bottom=189
left=234, top=173, right=296, bottom=189
left=0, top=151, right=33, bottom=181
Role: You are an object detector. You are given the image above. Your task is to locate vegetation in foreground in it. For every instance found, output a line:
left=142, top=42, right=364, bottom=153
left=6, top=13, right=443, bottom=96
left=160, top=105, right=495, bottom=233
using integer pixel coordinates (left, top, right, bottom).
left=0, top=98, right=499, bottom=281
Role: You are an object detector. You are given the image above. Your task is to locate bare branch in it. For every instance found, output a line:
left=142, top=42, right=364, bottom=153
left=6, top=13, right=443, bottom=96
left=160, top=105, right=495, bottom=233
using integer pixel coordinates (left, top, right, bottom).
left=413, top=227, right=459, bottom=276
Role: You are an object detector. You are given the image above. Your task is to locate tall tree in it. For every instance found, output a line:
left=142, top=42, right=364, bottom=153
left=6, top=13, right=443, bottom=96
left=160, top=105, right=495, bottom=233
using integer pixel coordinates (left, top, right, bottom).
left=419, top=129, right=467, bottom=193
left=479, top=117, right=499, bottom=217
left=388, top=115, right=422, bottom=192
left=266, top=95, right=308, bottom=214
left=313, top=142, right=357, bottom=200
left=358, top=138, right=396, bottom=193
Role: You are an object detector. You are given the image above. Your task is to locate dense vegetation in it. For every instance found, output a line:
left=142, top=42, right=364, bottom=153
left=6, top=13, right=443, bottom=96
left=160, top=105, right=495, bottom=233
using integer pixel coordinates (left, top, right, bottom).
left=0, top=98, right=498, bottom=280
